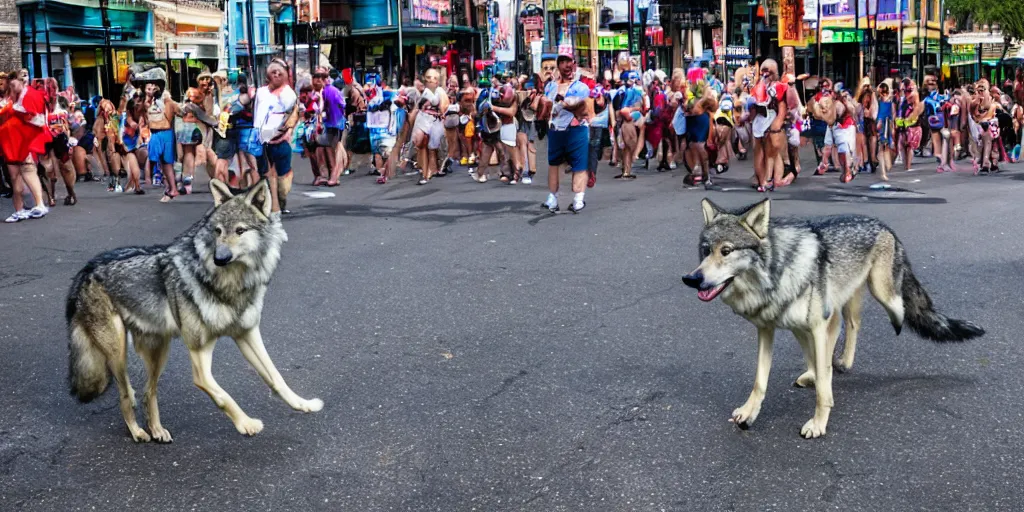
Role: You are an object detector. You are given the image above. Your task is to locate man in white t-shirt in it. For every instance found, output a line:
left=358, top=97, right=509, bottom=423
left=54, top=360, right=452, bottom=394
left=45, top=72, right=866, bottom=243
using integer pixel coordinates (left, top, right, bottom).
left=253, top=59, right=298, bottom=214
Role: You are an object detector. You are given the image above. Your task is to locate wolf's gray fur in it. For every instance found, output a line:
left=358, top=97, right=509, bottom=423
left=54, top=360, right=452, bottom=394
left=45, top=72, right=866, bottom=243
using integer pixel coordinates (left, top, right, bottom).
left=66, top=179, right=323, bottom=443
left=683, top=198, right=983, bottom=438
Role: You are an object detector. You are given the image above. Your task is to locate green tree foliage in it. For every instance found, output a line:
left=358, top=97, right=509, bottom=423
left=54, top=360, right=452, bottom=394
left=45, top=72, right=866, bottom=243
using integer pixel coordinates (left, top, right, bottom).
left=946, top=0, right=1024, bottom=40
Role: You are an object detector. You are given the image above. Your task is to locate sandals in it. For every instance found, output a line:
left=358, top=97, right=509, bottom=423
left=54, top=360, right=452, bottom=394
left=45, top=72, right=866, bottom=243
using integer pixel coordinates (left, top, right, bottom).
left=312, top=177, right=328, bottom=187
left=325, top=180, right=340, bottom=187
left=159, top=192, right=177, bottom=203
left=622, top=174, right=637, bottom=180
left=683, top=174, right=703, bottom=186
left=64, top=195, right=77, bottom=206
left=756, top=180, right=775, bottom=193
left=840, top=171, right=854, bottom=183
left=715, top=164, right=729, bottom=174
left=376, top=176, right=388, bottom=185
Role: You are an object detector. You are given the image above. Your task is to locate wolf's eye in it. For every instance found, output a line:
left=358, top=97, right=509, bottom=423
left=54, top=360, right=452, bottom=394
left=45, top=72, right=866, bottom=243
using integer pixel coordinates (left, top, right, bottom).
left=235, top=227, right=247, bottom=236
left=214, top=227, right=222, bottom=236
left=720, top=246, right=733, bottom=257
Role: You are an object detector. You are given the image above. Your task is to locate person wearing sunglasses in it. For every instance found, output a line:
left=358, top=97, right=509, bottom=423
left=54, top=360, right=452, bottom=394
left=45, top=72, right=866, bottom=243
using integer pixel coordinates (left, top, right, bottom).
left=895, top=78, right=924, bottom=172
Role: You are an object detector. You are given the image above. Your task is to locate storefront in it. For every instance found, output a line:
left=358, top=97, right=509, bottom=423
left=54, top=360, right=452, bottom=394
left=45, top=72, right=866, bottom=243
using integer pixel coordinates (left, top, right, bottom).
left=546, top=0, right=597, bottom=72
left=347, top=0, right=478, bottom=83
left=18, top=0, right=155, bottom=98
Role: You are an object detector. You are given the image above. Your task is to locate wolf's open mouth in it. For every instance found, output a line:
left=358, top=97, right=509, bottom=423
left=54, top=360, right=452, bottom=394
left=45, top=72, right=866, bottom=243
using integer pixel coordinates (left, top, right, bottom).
left=697, top=278, right=733, bottom=302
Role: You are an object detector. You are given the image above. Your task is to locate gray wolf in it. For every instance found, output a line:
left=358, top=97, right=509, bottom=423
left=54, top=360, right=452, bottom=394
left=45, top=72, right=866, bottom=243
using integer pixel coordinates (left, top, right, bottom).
left=682, top=198, right=984, bottom=438
left=66, top=179, right=323, bottom=442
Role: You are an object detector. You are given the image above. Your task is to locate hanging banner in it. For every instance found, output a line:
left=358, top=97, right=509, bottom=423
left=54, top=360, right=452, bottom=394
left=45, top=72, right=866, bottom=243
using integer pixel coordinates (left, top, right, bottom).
left=778, top=0, right=805, bottom=47
left=488, top=0, right=516, bottom=62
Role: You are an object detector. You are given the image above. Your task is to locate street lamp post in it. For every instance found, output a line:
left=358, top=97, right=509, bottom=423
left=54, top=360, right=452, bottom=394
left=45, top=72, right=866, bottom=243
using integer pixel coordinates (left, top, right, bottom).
left=638, top=0, right=650, bottom=71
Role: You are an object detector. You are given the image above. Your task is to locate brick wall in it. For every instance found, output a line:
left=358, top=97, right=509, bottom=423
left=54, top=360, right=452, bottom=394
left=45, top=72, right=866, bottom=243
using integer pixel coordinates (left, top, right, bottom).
left=0, top=0, right=20, bottom=71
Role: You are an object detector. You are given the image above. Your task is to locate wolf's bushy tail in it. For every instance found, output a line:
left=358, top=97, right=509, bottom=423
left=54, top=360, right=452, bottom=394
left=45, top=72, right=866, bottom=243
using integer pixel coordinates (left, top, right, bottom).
left=900, top=261, right=985, bottom=342
left=66, top=275, right=110, bottom=402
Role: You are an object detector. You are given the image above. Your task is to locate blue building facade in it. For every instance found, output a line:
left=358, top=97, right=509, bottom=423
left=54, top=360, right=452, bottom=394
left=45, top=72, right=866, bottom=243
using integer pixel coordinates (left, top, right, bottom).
left=227, top=0, right=277, bottom=82
left=18, top=0, right=155, bottom=97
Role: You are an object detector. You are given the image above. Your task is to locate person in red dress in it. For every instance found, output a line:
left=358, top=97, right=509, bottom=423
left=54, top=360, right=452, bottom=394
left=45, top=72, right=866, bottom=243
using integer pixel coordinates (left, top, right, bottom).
left=1, top=72, right=51, bottom=222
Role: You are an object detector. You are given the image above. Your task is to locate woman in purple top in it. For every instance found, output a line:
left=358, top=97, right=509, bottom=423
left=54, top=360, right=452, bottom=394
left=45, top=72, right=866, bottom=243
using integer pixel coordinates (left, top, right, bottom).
left=313, top=67, right=348, bottom=186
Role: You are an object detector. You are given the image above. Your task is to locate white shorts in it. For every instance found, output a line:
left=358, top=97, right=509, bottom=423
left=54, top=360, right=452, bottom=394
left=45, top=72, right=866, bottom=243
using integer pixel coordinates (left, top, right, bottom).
left=826, top=125, right=856, bottom=155
left=414, top=114, right=444, bottom=150
left=500, top=122, right=517, bottom=147
left=788, top=127, right=801, bottom=147
left=752, top=111, right=776, bottom=138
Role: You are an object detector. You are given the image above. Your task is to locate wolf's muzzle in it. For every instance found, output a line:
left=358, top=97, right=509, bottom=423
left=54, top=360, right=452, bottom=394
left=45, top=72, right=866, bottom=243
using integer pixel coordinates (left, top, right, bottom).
left=682, top=270, right=704, bottom=289
left=214, top=246, right=233, bottom=267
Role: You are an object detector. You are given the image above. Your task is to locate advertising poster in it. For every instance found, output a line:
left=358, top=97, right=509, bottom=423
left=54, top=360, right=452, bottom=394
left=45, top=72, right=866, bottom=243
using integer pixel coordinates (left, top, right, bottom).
left=489, top=0, right=516, bottom=62
left=778, top=0, right=804, bottom=47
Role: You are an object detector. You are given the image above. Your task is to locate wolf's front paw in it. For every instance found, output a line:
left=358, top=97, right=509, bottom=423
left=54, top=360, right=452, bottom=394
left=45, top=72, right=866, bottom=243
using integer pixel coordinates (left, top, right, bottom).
left=299, top=398, right=324, bottom=413
left=730, top=401, right=761, bottom=429
left=150, top=425, right=174, bottom=443
left=800, top=417, right=828, bottom=438
left=235, top=417, right=264, bottom=436
left=129, top=427, right=152, bottom=443
left=793, top=370, right=816, bottom=388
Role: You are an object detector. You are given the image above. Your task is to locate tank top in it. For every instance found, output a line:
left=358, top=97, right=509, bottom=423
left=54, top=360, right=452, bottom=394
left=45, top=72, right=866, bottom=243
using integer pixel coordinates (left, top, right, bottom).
left=147, top=99, right=171, bottom=130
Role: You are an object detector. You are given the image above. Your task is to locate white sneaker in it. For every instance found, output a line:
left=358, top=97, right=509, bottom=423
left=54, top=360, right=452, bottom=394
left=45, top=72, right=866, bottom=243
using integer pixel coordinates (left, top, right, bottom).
left=28, top=206, right=48, bottom=219
left=476, top=175, right=488, bottom=183
left=115, top=183, right=124, bottom=193
left=4, top=210, right=30, bottom=223
left=509, top=179, right=517, bottom=185
left=521, top=175, right=532, bottom=185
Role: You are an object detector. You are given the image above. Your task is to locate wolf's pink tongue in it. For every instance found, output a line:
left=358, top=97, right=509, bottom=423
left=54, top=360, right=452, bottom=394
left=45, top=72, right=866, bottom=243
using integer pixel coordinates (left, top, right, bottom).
left=697, top=284, right=723, bottom=302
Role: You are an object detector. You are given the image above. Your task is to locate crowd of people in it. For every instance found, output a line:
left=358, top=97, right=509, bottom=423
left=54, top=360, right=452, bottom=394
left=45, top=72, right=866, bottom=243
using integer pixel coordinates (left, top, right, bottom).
left=2, top=55, right=1024, bottom=222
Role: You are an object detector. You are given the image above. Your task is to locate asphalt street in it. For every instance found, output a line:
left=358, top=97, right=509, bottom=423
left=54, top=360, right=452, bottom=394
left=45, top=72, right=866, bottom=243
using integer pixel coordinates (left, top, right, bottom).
left=2, top=144, right=1023, bottom=511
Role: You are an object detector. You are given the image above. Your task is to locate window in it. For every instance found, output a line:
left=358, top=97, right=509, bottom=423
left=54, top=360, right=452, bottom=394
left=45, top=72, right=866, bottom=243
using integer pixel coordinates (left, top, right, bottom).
left=258, top=19, right=269, bottom=45
left=234, top=3, right=245, bottom=39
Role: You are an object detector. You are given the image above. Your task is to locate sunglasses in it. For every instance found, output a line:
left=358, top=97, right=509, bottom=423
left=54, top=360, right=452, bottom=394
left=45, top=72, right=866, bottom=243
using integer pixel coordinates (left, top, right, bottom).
left=313, top=73, right=329, bottom=79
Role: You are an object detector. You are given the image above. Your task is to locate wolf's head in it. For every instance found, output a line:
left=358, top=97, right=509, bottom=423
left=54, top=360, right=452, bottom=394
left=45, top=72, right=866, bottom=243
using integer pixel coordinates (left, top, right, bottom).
left=201, top=179, right=286, bottom=271
left=682, top=198, right=770, bottom=302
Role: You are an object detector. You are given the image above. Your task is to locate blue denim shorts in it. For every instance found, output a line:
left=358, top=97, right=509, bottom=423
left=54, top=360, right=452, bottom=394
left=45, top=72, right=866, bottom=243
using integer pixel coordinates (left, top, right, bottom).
left=148, top=129, right=175, bottom=165
left=547, top=125, right=589, bottom=172
left=257, top=141, right=293, bottom=176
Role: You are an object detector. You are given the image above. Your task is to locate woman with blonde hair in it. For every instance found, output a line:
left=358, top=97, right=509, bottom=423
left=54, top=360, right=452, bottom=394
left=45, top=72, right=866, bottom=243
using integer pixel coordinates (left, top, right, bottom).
left=412, top=68, right=448, bottom=185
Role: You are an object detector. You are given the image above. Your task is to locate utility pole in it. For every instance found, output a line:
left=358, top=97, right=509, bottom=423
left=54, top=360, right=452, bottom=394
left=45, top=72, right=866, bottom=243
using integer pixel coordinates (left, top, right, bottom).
left=542, top=0, right=549, bottom=53
left=100, top=0, right=112, bottom=96
left=921, top=0, right=929, bottom=82
left=246, top=0, right=259, bottom=87
left=816, top=0, right=823, bottom=77
left=628, top=0, right=635, bottom=57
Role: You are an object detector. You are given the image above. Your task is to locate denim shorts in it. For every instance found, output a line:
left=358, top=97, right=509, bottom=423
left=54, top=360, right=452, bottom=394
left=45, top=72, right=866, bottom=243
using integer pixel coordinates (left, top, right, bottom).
left=148, top=129, right=175, bottom=165
left=258, top=141, right=293, bottom=176
left=547, top=125, right=589, bottom=172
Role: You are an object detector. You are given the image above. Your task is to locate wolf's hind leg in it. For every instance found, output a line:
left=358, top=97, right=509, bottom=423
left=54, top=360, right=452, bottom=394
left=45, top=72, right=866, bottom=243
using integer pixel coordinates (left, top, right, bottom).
left=134, top=333, right=174, bottom=443
left=187, top=340, right=264, bottom=436
left=235, top=328, right=324, bottom=413
left=731, top=327, right=774, bottom=428
left=101, top=320, right=149, bottom=442
left=836, top=288, right=864, bottom=372
left=867, top=234, right=905, bottom=334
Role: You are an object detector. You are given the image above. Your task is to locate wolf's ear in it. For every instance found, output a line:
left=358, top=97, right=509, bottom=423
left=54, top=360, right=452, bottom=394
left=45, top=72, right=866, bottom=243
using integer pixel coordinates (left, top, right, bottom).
left=210, top=179, right=234, bottom=207
left=740, top=199, right=771, bottom=239
left=246, top=179, right=272, bottom=218
left=701, top=198, right=724, bottom=225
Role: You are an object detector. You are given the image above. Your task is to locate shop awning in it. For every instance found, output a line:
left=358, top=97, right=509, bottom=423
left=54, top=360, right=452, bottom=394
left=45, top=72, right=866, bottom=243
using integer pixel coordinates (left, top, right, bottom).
left=351, top=24, right=478, bottom=37
left=947, top=32, right=1007, bottom=45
